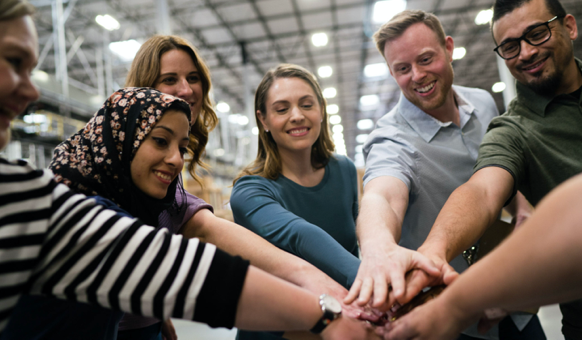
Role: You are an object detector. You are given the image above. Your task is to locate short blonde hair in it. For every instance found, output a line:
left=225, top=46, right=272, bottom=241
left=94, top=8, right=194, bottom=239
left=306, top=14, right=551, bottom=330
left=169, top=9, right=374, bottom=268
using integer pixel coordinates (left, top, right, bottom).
left=125, top=35, right=217, bottom=185
left=373, top=10, right=446, bottom=58
left=0, top=0, right=35, bottom=21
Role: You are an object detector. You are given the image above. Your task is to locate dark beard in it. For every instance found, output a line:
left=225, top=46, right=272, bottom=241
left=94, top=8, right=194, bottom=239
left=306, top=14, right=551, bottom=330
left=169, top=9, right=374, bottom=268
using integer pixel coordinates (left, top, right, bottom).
left=527, top=70, right=563, bottom=96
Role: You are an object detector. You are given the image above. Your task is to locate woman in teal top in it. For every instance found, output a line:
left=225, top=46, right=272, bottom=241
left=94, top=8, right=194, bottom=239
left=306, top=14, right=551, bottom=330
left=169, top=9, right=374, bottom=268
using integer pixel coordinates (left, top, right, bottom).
left=231, top=64, right=361, bottom=340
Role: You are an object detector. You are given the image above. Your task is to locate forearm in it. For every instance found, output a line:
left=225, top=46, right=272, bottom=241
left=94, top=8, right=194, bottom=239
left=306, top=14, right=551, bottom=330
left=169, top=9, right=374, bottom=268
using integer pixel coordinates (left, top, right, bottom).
left=235, top=266, right=322, bottom=331
left=357, top=190, right=403, bottom=255
left=441, top=175, right=582, bottom=314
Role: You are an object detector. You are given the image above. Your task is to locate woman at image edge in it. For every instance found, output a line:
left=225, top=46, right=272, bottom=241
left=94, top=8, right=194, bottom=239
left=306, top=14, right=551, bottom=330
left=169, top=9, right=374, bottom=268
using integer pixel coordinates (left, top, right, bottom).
left=231, top=64, right=362, bottom=340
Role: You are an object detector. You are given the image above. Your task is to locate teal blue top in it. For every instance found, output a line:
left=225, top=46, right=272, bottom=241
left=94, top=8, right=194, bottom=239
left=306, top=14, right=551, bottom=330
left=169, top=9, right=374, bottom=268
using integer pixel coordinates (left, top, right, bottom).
left=230, top=155, right=360, bottom=288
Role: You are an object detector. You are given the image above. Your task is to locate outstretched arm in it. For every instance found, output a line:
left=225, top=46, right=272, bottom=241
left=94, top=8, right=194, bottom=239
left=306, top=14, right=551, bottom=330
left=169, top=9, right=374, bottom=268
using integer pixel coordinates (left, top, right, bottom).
left=345, top=176, right=439, bottom=309
left=385, top=173, right=582, bottom=340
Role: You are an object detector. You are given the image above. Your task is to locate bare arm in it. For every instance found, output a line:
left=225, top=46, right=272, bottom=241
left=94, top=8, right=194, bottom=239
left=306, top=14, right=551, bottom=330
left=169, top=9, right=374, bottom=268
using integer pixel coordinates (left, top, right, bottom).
left=418, top=167, right=515, bottom=263
left=345, top=176, right=438, bottom=308
left=385, top=174, right=582, bottom=340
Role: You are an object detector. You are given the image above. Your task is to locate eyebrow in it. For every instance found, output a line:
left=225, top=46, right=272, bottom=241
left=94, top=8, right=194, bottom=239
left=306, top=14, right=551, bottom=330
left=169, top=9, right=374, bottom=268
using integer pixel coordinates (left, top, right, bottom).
left=153, top=125, right=190, bottom=141
left=5, top=41, right=37, bottom=66
left=499, top=21, right=549, bottom=45
left=271, top=95, right=315, bottom=106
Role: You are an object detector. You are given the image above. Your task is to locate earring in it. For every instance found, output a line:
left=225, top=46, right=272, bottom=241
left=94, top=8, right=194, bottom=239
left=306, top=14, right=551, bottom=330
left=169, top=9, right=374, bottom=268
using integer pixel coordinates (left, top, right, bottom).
left=265, top=129, right=269, bottom=133
left=321, top=119, right=323, bottom=122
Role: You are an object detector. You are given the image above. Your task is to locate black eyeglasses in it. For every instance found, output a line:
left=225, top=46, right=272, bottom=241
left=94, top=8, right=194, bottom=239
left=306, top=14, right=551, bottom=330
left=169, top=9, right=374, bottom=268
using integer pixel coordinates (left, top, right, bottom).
left=494, top=15, right=564, bottom=60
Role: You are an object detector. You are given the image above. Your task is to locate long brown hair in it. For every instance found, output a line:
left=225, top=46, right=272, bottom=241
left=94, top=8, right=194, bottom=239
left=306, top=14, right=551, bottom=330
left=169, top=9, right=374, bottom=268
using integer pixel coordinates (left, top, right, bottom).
left=234, top=64, right=335, bottom=183
left=125, top=35, right=217, bottom=184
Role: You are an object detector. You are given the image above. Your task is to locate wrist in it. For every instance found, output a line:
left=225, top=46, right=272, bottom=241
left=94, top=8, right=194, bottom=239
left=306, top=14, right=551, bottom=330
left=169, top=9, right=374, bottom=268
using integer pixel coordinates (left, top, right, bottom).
left=309, top=294, right=342, bottom=334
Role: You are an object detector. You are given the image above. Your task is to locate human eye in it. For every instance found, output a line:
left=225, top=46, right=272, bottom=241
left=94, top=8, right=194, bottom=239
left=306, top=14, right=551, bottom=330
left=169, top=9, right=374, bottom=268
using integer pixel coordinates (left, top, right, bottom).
left=179, top=146, right=188, bottom=155
left=527, top=26, right=548, bottom=42
left=396, top=65, right=409, bottom=73
left=161, top=76, right=177, bottom=85
left=152, top=137, right=168, bottom=147
left=187, top=74, right=200, bottom=83
left=501, top=41, right=519, bottom=54
left=7, top=57, right=23, bottom=70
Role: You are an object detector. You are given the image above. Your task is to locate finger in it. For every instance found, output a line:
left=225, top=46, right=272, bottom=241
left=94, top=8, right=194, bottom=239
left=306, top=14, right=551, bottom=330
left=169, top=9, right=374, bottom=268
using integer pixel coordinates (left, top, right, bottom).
left=372, top=274, right=389, bottom=308
left=443, top=267, right=459, bottom=286
left=400, top=271, right=428, bottom=304
left=358, top=277, right=375, bottom=306
left=389, top=271, right=406, bottom=303
left=345, top=278, right=363, bottom=304
left=412, top=253, right=440, bottom=277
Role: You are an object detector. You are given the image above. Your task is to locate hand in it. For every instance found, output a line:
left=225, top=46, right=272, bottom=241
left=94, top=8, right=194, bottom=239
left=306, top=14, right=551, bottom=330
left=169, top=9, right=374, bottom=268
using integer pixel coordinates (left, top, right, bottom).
left=161, top=319, right=177, bottom=340
left=344, top=245, right=440, bottom=310
left=383, top=295, right=477, bottom=340
left=388, top=253, right=458, bottom=306
left=321, top=315, right=382, bottom=340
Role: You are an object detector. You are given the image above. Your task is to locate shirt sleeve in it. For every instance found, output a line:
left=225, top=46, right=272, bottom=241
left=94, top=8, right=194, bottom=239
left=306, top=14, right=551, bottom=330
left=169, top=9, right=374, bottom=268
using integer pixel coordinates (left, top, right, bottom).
left=230, top=177, right=360, bottom=289
left=32, top=179, right=249, bottom=329
left=363, top=125, right=417, bottom=191
left=474, top=115, right=527, bottom=204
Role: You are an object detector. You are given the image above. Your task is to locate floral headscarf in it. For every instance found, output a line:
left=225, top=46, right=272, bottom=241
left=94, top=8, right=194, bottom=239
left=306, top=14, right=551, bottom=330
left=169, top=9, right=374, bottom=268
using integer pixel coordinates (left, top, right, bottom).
left=49, top=87, right=191, bottom=226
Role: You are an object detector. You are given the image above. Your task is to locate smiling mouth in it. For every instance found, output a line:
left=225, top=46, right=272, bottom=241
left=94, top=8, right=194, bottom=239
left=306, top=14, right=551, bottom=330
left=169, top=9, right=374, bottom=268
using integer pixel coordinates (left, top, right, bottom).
left=415, top=81, right=435, bottom=94
left=287, top=128, right=309, bottom=135
left=154, top=170, right=173, bottom=182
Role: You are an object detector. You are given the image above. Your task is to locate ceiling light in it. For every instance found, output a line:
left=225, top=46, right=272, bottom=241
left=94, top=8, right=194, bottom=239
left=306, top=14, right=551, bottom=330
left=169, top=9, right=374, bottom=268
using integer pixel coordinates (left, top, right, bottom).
left=332, top=125, right=344, bottom=133
left=323, top=87, right=337, bottom=98
left=32, top=70, right=49, bottom=82
left=108, top=40, right=141, bottom=62
left=355, top=145, right=364, bottom=153
left=318, top=66, right=333, bottom=78
left=357, top=119, right=374, bottom=130
left=364, top=63, right=389, bottom=78
left=311, top=32, right=328, bottom=47
left=217, top=101, right=230, bottom=113
left=327, top=104, right=339, bottom=114
left=372, top=0, right=407, bottom=24
left=252, top=127, right=259, bottom=135
left=237, top=115, right=249, bottom=126
left=214, top=148, right=225, bottom=157
left=356, top=134, right=369, bottom=144
left=492, top=82, right=506, bottom=93
left=95, top=14, right=120, bottom=31
left=228, top=113, right=239, bottom=124
left=330, top=115, right=342, bottom=125
left=360, top=94, right=379, bottom=107
left=452, top=47, right=466, bottom=60
left=475, top=9, right=493, bottom=25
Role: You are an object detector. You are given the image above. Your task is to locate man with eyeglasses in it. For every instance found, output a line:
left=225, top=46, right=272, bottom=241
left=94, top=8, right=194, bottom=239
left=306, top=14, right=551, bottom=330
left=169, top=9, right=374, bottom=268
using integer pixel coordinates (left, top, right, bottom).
left=400, top=0, right=581, bottom=338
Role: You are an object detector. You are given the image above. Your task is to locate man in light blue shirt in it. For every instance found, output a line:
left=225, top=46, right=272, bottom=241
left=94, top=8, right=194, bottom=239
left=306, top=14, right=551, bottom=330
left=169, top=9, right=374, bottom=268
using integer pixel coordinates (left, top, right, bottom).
left=343, top=9, right=544, bottom=340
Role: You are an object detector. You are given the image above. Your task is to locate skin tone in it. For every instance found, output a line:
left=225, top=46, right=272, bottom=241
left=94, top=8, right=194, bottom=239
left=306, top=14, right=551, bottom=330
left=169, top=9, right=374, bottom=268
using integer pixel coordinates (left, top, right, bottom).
left=154, top=49, right=203, bottom=124
left=0, top=16, right=377, bottom=340
left=130, top=109, right=190, bottom=199
left=384, top=174, right=582, bottom=340
left=257, top=77, right=325, bottom=187
left=0, top=15, right=39, bottom=150
left=493, top=0, right=581, bottom=96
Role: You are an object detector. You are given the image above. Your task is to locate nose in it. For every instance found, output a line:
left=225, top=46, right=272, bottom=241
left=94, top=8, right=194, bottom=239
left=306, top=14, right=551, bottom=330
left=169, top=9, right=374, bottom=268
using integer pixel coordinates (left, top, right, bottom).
left=518, top=39, right=538, bottom=62
left=411, top=64, right=427, bottom=83
left=165, top=144, right=184, bottom=170
left=289, top=105, right=305, bottom=123
left=19, top=74, right=40, bottom=108
left=176, top=78, right=193, bottom=99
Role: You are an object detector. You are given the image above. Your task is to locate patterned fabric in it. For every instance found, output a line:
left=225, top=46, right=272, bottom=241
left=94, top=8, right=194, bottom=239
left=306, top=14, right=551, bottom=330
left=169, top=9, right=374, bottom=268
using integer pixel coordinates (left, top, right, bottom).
left=49, top=87, right=191, bottom=226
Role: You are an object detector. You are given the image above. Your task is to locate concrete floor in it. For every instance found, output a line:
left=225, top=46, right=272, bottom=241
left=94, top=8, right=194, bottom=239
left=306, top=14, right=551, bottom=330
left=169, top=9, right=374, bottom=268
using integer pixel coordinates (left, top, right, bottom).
left=173, top=304, right=564, bottom=340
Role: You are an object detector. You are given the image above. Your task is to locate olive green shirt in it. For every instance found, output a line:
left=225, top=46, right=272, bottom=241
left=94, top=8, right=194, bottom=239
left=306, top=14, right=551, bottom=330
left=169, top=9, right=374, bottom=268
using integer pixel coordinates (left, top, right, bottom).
left=474, top=58, right=582, bottom=206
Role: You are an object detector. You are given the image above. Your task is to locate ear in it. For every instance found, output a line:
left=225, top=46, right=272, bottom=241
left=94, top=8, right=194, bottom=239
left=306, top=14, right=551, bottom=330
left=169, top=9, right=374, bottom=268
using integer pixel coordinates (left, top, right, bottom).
left=563, top=14, right=578, bottom=41
left=256, top=110, right=268, bottom=130
left=444, top=36, right=455, bottom=62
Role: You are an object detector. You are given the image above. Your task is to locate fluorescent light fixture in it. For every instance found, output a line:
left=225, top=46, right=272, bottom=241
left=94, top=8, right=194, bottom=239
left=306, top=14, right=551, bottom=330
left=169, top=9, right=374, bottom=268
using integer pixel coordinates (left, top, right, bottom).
left=475, top=9, right=493, bottom=25
left=95, top=14, right=120, bottom=31
left=337, top=148, right=347, bottom=156
left=327, top=104, right=339, bottom=114
left=333, top=132, right=344, bottom=141
left=364, top=63, right=389, bottom=78
left=108, top=40, right=141, bottom=62
left=372, top=0, right=407, bottom=24
left=311, top=32, right=328, bottom=47
left=217, top=101, right=230, bottom=113
left=332, top=125, right=344, bottom=133
left=355, top=145, right=364, bottom=153
left=214, top=148, right=225, bottom=157
left=492, top=82, right=506, bottom=93
left=453, top=47, right=466, bottom=60
left=323, top=87, right=337, bottom=98
left=356, top=134, right=369, bottom=144
left=318, top=66, right=333, bottom=78
left=32, top=70, right=49, bottom=82
left=357, top=119, right=374, bottom=130
left=330, top=115, right=342, bottom=125
left=238, top=115, right=249, bottom=126
left=252, top=127, right=259, bottom=135
left=360, top=94, right=379, bottom=107
left=23, top=113, right=47, bottom=124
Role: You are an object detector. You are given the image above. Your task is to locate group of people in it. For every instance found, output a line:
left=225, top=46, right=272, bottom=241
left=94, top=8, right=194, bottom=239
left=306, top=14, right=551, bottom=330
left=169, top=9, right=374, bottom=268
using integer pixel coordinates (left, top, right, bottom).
left=0, top=0, right=581, bottom=339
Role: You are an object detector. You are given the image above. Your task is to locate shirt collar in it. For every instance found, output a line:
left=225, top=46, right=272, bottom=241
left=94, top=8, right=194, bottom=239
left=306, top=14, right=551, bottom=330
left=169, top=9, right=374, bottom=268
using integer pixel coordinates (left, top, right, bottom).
left=516, top=58, right=582, bottom=117
left=397, top=85, right=475, bottom=143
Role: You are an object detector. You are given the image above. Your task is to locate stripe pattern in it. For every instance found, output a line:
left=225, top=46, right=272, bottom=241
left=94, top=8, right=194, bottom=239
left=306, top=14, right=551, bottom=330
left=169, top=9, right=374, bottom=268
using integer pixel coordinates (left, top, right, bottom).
left=0, top=159, right=246, bottom=333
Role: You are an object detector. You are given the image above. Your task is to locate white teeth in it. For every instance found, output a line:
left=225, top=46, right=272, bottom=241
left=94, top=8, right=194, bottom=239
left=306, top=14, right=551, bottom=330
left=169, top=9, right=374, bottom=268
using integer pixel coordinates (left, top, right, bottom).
left=154, top=171, right=172, bottom=181
left=416, top=82, right=435, bottom=93
left=289, top=128, right=308, bottom=134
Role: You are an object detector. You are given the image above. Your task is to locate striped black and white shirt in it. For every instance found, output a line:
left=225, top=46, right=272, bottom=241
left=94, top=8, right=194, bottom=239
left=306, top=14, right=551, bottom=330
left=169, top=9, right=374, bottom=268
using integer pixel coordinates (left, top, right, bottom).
left=0, top=158, right=249, bottom=333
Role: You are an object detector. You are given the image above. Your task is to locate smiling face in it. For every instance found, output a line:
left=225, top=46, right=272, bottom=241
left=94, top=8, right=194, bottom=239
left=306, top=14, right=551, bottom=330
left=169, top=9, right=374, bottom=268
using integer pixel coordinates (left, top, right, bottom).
left=258, top=77, right=323, bottom=156
left=0, top=15, right=40, bottom=150
left=130, top=109, right=190, bottom=199
left=154, top=49, right=203, bottom=125
left=384, top=22, right=455, bottom=114
left=492, top=0, right=578, bottom=95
